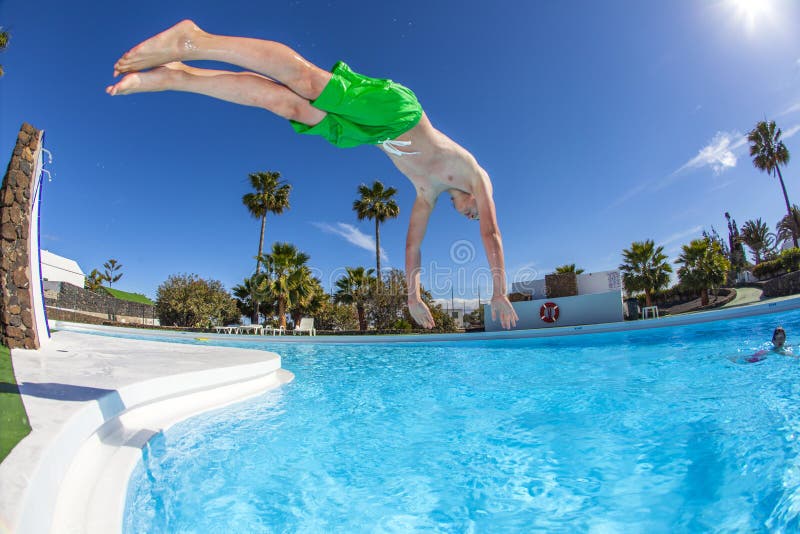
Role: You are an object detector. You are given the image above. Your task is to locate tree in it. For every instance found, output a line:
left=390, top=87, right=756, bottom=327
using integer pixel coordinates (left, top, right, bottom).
left=725, top=212, right=748, bottom=271
left=676, top=238, right=731, bottom=306
left=242, top=171, right=291, bottom=322
left=255, top=242, right=313, bottom=329
left=232, top=274, right=275, bottom=321
left=741, top=218, right=776, bottom=264
left=289, top=275, right=325, bottom=328
left=619, top=240, right=672, bottom=307
left=314, top=298, right=359, bottom=332
left=333, top=266, right=376, bottom=332
left=156, top=274, right=239, bottom=328
left=353, top=180, right=399, bottom=276
left=103, top=259, right=123, bottom=286
left=0, top=28, right=9, bottom=77
left=84, top=269, right=105, bottom=291
left=367, top=269, right=408, bottom=330
left=554, top=264, right=585, bottom=275
left=776, top=205, right=800, bottom=250
left=748, top=120, right=796, bottom=247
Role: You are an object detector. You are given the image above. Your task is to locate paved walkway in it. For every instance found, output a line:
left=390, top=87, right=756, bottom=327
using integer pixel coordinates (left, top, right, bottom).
left=722, top=287, right=764, bottom=308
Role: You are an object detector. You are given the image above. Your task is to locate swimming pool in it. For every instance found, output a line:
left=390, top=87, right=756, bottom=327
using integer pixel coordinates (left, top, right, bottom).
left=123, top=309, right=800, bottom=532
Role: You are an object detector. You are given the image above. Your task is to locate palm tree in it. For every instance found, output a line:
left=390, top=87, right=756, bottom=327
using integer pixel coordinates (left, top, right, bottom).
left=333, top=266, right=376, bottom=332
left=289, top=276, right=325, bottom=327
left=776, top=205, right=800, bottom=250
left=748, top=120, right=796, bottom=247
left=353, top=180, right=399, bottom=276
left=0, top=28, right=9, bottom=77
left=256, top=242, right=312, bottom=329
left=103, top=259, right=123, bottom=287
left=232, top=274, right=274, bottom=320
left=242, top=171, right=291, bottom=322
left=243, top=171, right=292, bottom=274
left=619, top=240, right=672, bottom=307
left=676, top=238, right=731, bottom=306
left=554, top=264, right=585, bottom=275
left=741, top=218, right=775, bottom=264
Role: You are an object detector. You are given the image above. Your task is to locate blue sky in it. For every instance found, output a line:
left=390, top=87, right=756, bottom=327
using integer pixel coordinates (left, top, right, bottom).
left=2, top=0, right=800, bottom=308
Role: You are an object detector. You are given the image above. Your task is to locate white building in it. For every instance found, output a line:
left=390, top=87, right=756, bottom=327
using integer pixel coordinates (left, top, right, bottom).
left=40, top=250, right=86, bottom=288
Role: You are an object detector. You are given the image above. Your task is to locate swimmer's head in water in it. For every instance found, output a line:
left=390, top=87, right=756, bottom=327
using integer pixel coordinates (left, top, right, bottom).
left=773, top=326, right=786, bottom=348
left=449, top=189, right=478, bottom=220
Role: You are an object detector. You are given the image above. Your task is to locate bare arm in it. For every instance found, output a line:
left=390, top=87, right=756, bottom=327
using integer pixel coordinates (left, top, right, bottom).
left=405, top=195, right=435, bottom=328
left=473, top=171, right=518, bottom=329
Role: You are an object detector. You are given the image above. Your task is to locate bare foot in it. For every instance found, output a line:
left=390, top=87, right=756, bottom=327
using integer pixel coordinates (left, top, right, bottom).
left=113, top=20, right=204, bottom=76
left=106, top=63, right=184, bottom=96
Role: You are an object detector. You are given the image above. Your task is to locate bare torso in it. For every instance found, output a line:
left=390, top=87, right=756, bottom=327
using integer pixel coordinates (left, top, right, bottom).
left=380, top=113, right=482, bottom=205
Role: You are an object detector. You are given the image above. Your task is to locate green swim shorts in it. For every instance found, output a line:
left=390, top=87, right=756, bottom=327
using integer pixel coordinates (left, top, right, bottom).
left=290, top=61, right=424, bottom=148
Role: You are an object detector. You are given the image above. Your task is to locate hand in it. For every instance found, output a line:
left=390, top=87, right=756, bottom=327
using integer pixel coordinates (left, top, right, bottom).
left=408, top=298, right=435, bottom=329
left=491, top=295, right=518, bottom=329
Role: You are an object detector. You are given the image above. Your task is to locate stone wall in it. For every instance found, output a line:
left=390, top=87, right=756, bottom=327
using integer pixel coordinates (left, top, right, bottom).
left=44, top=281, right=156, bottom=325
left=545, top=273, right=578, bottom=298
left=763, top=271, right=800, bottom=299
left=0, top=124, right=41, bottom=349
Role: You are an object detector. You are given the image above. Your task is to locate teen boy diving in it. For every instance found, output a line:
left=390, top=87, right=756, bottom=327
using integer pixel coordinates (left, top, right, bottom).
left=107, top=20, right=519, bottom=329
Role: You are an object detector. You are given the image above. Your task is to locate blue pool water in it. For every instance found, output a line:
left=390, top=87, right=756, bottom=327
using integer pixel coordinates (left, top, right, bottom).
left=123, top=310, right=800, bottom=532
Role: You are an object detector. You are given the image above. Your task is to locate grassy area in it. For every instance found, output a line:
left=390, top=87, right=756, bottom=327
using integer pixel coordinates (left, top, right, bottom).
left=0, top=344, right=31, bottom=462
left=101, top=286, right=154, bottom=305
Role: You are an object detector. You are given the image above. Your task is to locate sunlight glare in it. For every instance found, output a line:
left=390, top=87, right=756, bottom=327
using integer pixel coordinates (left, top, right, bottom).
left=727, top=0, right=776, bottom=34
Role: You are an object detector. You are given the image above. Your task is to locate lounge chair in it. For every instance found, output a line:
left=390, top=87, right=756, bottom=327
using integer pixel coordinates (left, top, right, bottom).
left=293, top=318, right=316, bottom=336
left=271, top=325, right=286, bottom=336
left=214, top=325, right=240, bottom=334
left=238, top=324, right=263, bottom=335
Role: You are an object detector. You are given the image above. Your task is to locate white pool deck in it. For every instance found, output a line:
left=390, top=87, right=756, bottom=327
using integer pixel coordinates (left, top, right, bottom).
left=2, top=295, right=800, bottom=533
left=0, top=332, right=292, bottom=534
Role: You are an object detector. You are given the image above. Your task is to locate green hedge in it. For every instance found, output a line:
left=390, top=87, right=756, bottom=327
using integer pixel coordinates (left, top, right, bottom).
left=753, top=248, right=800, bottom=280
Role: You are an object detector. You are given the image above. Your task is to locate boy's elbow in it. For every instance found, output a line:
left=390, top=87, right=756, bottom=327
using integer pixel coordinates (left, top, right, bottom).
left=480, top=226, right=501, bottom=242
left=405, top=242, right=421, bottom=257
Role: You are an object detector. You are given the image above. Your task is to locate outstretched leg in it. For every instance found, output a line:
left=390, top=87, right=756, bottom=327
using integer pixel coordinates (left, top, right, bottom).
left=113, top=20, right=331, bottom=101
left=106, top=62, right=326, bottom=125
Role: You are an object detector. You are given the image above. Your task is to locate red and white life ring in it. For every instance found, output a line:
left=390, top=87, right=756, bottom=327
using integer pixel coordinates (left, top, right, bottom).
left=540, top=302, right=560, bottom=323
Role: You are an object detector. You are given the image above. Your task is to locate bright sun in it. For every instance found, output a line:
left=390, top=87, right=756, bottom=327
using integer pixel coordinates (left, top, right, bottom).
left=726, top=0, right=777, bottom=33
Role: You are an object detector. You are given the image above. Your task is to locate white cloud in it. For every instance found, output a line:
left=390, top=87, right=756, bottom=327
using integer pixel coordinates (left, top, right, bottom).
left=675, top=131, right=746, bottom=176
left=784, top=123, right=800, bottom=139
left=658, top=225, right=704, bottom=248
left=312, top=222, right=388, bottom=262
left=707, top=179, right=736, bottom=193
left=779, top=102, right=800, bottom=117
left=606, top=182, right=648, bottom=210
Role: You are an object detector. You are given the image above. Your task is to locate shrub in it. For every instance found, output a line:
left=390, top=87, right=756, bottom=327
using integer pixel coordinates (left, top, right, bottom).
left=752, top=258, right=783, bottom=280
left=156, top=274, right=239, bottom=328
left=780, top=247, right=800, bottom=272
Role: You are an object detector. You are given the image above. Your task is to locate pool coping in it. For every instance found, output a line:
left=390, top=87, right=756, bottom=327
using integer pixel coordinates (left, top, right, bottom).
left=54, top=294, right=800, bottom=344
left=0, top=331, right=293, bottom=534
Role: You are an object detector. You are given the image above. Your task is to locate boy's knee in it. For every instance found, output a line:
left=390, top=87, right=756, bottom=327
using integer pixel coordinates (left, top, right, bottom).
left=290, top=103, right=326, bottom=126
left=287, top=68, right=331, bottom=101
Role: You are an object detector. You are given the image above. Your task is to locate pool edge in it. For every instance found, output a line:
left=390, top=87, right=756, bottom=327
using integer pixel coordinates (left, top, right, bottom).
left=53, top=295, right=800, bottom=344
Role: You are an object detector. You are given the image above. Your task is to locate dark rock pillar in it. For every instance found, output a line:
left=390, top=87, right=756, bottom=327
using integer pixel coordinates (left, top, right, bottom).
left=0, top=123, right=43, bottom=349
